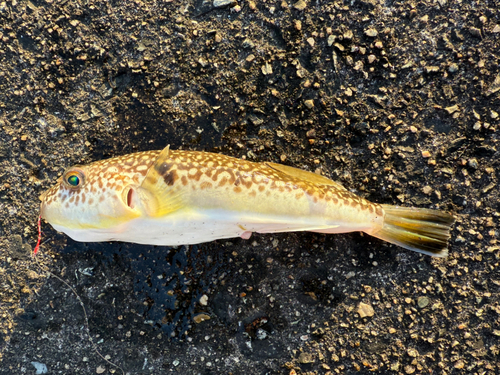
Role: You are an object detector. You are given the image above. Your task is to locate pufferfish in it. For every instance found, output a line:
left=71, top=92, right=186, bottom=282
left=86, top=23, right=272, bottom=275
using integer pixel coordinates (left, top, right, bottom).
left=39, top=145, right=455, bottom=257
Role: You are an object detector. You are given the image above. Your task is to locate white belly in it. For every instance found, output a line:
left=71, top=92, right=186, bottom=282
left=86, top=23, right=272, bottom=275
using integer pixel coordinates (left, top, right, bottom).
left=54, top=208, right=372, bottom=246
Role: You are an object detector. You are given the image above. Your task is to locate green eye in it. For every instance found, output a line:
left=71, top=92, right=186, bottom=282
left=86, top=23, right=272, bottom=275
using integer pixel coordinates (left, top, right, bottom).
left=64, top=168, right=85, bottom=188
left=67, top=175, right=80, bottom=186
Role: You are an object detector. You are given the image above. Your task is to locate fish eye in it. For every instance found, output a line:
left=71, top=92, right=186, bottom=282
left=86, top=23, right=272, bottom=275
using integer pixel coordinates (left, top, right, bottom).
left=67, top=175, right=80, bottom=186
left=63, top=169, right=85, bottom=189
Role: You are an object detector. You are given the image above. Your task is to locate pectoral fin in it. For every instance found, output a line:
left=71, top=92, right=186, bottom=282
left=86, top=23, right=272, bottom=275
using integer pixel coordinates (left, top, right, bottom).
left=138, top=145, right=186, bottom=217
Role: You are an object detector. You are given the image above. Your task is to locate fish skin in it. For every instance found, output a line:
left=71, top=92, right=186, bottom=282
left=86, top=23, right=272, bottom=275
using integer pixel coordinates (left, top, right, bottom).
left=40, top=146, right=454, bottom=256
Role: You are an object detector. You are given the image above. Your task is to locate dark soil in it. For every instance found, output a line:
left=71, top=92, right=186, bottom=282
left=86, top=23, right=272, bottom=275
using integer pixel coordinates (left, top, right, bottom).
left=1, top=0, right=499, bottom=374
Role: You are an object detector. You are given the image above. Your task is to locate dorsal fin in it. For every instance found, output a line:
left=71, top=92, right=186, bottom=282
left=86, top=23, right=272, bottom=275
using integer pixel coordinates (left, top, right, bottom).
left=265, top=162, right=347, bottom=191
left=138, top=145, right=186, bottom=217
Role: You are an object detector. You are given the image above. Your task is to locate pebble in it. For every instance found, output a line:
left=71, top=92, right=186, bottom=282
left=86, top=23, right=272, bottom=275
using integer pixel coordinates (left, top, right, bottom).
left=357, top=302, right=374, bottom=318
left=306, top=37, right=315, bottom=47
left=193, top=313, right=211, bottom=323
left=407, top=348, right=419, bottom=357
left=30, top=362, right=48, bottom=375
left=327, top=35, right=335, bottom=46
left=96, top=366, right=106, bottom=374
left=448, top=63, right=459, bottom=73
left=213, top=0, right=236, bottom=8
left=364, top=28, right=378, bottom=37
left=422, top=186, right=432, bottom=195
left=425, top=66, right=439, bottom=73
left=298, top=352, right=314, bottom=363
left=199, top=294, right=209, bottom=306
left=445, top=104, right=459, bottom=114
left=304, top=99, right=314, bottom=109
left=417, top=296, right=430, bottom=308
left=293, top=0, right=307, bottom=10
left=467, top=158, right=479, bottom=169
left=421, top=150, right=431, bottom=158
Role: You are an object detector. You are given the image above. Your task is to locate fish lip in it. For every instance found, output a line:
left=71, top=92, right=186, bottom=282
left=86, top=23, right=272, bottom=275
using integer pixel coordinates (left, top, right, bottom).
left=39, top=190, right=47, bottom=202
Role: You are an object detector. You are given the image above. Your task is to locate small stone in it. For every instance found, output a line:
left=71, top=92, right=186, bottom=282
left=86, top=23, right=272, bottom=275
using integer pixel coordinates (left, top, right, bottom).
left=454, top=360, right=465, bottom=369
left=334, top=43, right=344, bottom=52
left=407, top=348, right=419, bottom=357
left=425, top=66, right=439, bottom=73
left=374, top=41, right=383, bottom=49
left=445, top=104, right=459, bottom=114
left=490, top=110, right=499, bottom=119
left=364, top=28, right=378, bottom=37
left=327, top=35, right=335, bottom=46
left=293, top=0, right=307, bottom=10
left=421, top=150, right=431, bottom=158
left=306, top=129, right=316, bottom=138
left=367, top=54, right=376, bottom=64
left=213, top=0, right=236, bottom=8
left=199, top=294, right=209, bottom=306
left=70, top=19, right=79, bottom=27
left=485, top=74, right=500, bottom=96
left=417, top=296, right=430, bottom=308
left=343, top=30, right=353, bottom=40
left=193, top=314, right=211, bottom=323
left=493, top=25, right=500, bottom=33
left=242, top=38, right=255, bottom=48
left=405, top=365, right=416, bottom=374
left=357, top=302, right=374, bottom=318
left=422, top=186, right=432, bottom=195
left=306, top=37, right=315, bottom=47
left=298, top=352, right=314, bottom=363
left=420, top=15, right=429, bottom=22
left=304, top=99, right=314, bottom=109
left=96, top=366, right=105, bottom=374
left=294, top=20, right=302, bottom=31
left=469, top=27, right=482, bottom=38
left=448, top=63, right=459, bottom=73
left=468, top=158, right=479, bottom=169
left=261, top=62, right=273, bottom=75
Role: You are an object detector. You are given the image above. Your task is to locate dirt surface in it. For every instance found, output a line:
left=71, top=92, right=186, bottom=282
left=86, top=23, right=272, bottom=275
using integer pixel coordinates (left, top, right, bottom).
left=1, top=0, right=499, bottom=374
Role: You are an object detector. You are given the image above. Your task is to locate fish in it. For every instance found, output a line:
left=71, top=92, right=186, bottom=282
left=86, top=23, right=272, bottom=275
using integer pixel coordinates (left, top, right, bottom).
left=39, top=145, right=455, bottom=257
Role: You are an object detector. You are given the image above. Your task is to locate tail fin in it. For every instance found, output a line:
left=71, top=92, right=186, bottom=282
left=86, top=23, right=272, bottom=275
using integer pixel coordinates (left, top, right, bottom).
left=369, top=205, right=455, bottom=257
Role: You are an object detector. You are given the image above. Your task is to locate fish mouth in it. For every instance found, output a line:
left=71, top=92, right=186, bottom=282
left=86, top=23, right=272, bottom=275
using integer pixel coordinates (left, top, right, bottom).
left=39, top=190, right=47, bottom=202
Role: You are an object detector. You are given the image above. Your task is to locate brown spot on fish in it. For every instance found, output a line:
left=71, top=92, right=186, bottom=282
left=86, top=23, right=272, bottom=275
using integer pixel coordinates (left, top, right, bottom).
left=181, top=175, right=188, bottom=186
left=234, top=186, right=242, bottom=193
left=218, top=176, right=228, bottom=187
left=200, top=181, right=213, bottom=190
left=258, top=185, right=265, bottom=192
left=249, top=190, right=256, bottom=197
left=376, top=207, right=383, bottom=217
left=163, top=170, right=178, bottom=186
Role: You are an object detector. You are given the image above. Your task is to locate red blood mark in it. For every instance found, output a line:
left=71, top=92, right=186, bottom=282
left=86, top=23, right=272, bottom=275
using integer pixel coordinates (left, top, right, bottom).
left=33, top=215, right=41, bottom=256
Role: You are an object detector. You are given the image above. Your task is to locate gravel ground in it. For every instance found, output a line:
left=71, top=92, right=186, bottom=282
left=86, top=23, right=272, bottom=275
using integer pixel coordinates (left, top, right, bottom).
left=1, top=0, right=499, bottom=374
